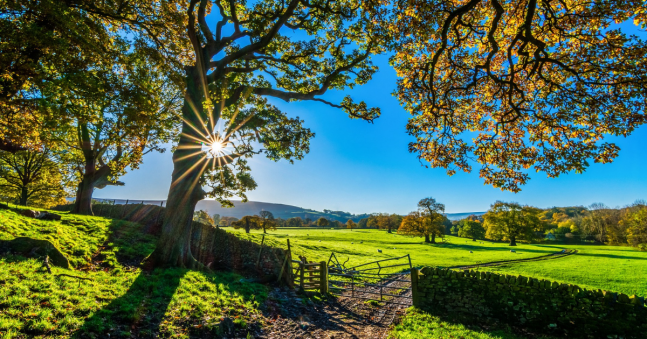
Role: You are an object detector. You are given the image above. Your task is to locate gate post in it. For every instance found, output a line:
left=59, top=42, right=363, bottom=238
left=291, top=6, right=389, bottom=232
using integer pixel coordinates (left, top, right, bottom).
left=319, top=261, right=328, bottom=294
left=411, top=267, right=420, bottom=307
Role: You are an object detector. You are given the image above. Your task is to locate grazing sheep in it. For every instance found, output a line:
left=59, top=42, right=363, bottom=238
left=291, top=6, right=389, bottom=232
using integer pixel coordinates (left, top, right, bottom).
left=377, top=249, right=382, bottom=253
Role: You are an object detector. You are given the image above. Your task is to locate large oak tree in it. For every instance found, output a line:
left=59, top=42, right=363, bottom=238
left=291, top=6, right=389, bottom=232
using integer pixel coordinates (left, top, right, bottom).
left=390, top=0, right=647, bottom=192
left=151, top=0, right=387, bottom=267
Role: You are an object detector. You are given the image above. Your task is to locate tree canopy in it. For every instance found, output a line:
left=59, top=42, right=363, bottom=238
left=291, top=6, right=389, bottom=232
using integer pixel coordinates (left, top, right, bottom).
left=390, top=0, right=647, bottom=192
left=484, top=201, right=541, bottom=245
left=0, top=0, right=188, bottom=151
left=0, top=149, right=69, bottom=207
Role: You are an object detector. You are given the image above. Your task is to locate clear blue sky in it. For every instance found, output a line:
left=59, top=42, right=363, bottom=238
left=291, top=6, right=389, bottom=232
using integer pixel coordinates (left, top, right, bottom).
left=98, top=22, right=647, bottom=215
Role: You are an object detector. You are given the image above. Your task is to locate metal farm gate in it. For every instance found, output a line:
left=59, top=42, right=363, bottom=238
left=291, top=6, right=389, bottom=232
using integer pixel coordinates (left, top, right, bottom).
left=326, top=253, right=413, bottom=305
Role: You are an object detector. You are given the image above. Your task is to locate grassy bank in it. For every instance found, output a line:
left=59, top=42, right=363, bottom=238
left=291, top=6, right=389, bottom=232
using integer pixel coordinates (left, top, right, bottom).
left=0, top=207, right=267, bottom=338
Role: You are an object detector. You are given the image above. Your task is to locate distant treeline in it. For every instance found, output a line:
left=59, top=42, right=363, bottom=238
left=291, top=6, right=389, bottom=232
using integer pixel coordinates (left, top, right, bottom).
left=448, top=201, right=647, bottom=250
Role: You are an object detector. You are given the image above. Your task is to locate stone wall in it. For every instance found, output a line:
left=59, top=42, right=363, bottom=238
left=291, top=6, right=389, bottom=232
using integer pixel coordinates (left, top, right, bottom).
left=54, top=203, right=292, bottom=284
left=190, top=222, right=292, bottom=284
left=412, top=267, right=647, bottom=338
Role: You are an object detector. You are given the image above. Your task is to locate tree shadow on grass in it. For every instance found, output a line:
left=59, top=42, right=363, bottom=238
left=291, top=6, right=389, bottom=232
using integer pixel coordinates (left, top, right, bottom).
left=74, top=269, right=185, bottom=338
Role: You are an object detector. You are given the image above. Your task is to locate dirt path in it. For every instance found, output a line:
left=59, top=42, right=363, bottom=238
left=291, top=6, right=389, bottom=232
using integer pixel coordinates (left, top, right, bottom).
left=258, top=287, right=408, bottom=339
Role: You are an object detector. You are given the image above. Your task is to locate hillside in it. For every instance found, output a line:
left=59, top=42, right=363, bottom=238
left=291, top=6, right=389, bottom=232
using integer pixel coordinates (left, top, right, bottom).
left=91, top=198, right=484, bottom=222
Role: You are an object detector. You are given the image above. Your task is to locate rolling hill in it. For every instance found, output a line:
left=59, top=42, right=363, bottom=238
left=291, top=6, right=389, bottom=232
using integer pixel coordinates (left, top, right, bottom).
left=91, top=198, right=484, bottom=222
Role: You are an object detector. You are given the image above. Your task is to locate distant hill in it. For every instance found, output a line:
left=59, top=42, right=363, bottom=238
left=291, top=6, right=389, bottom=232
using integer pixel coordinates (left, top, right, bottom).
left=195, top=200, right=371, bottom=222
left=90, top=198, right=484, bottom=222
left=444, top=212, right=486, bottom=221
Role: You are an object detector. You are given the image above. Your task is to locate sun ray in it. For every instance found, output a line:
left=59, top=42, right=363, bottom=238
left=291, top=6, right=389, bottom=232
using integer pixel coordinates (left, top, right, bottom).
left=174, top=150, right=208, bottom=163
left=181, top=116, right=212, bottom=142
left=172, top=154, right=209, bottom=185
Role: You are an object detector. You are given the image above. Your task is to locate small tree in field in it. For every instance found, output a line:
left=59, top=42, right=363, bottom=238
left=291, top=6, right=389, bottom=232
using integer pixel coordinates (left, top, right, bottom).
left=316, top=217, right=329, bottom=228
left=418, top=197, right=445, bottom=243
left=258, top=211, right=277, bottom=234
left=232, top=215, right=261, bottom=234
left=398, top=211, right=435, bottom=243
left=458, top=220, right=486, bottom=241
left=484, top=202, right=539, bottom=246
left=346, top=219, right=356, bottom=231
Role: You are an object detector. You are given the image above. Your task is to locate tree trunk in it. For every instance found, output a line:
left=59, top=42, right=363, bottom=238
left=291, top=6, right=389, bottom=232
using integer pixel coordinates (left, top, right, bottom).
left=150, top=66, right=208, bottom=268
left=72, top=152, right=98, bottom=215
left=72, top=177, right=95, bottom=215
left=19, top=186, right=28, bottom=206
left=424, top=234, right=430, bottom=243
left=509, top=236, right=517, bottom=246
left=430, top=233, right=437, bottom=244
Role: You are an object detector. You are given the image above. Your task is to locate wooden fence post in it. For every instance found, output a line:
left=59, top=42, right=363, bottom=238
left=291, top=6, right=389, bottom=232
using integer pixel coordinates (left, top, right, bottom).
left=299, top=261, right=305, bottom=291
left=411, top=267, right=420, bottom=307
left=319, top=261, right=328, bottom=294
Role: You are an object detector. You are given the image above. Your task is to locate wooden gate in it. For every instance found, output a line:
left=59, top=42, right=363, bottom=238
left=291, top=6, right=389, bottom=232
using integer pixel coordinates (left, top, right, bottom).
left=291, top=256, right=328, bottom=293
left=327, top=253, right=413, bottom=305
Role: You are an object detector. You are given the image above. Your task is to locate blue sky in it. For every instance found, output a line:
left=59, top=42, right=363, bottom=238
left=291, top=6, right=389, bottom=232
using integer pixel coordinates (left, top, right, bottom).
left=98, top=17, right=647, bottom=215
left=97, top=52, right=647, bottom=215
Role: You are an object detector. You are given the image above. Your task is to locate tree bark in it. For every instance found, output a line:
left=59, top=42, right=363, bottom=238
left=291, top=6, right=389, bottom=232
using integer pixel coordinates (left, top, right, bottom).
left=150, top=66, right=208, bottom=268
left=424, top=234, right=430, bottom=243
left=509, top=236, right=517, bottom=246
left=72, top=150, right=98, bottom=215
left=430, top=233, right=436, bottom=244
left=19, top=186, right=28, bottom=206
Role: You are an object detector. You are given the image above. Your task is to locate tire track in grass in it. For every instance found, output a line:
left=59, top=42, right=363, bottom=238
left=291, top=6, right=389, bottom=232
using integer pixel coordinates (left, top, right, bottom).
left=446, top=249, right=578, bottom=270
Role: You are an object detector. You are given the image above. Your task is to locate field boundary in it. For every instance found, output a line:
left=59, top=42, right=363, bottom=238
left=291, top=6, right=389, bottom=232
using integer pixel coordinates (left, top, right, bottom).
left=446, top=249, right=577, bottom=270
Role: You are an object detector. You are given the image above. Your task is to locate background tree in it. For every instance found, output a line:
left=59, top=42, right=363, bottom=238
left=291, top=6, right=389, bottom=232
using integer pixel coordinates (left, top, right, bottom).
left=621, top=207, right=647, bottom=250
left=220, top=216, right=239, bottom=226
left=390, top=0, right=647, bottom=192
left=316, top=217, right=330, bottom=228
left=0, top=149, right=70, bottom=207
left=0, top=0, right=187, bottom=152
left=458, top=220, right=486, bottom=241
left=231, top=215, right=261, bottom=233
left=484, top=201, right=539, bottom=246
left=582, top=203, right=617, bottom=243
left=398, top=211, right=435, bottom=243
left=375, top=213, right=399, bottom=233
left=258, top=210, right=277, bottom=233
left=48, top=50, right=181, bottom=215
left=346, top=219, right=356, bottom=230
left=193, top=210, right=215, bottom=225
left=212, top=213, right=221, bottom=226
left=286, top=217, right=304, bottom=228
left=358, top=218, right=368, bottom=229
left=152, top=0, right=388, bottom=268
left=418, top=197, right=445, bottom=243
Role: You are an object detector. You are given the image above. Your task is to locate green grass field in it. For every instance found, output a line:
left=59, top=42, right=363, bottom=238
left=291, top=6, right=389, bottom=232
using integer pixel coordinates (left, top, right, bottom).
left=228, top=228, right=647, bottom=296
left=480, top=244, right=647, bottom=296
